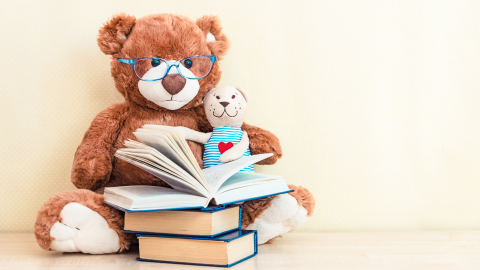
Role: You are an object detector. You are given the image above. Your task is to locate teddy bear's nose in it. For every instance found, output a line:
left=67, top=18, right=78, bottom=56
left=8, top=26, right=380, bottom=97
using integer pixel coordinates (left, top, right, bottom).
left=161, top=74, right=186, bottom=95
left=220, top=102, right=230, bottom=107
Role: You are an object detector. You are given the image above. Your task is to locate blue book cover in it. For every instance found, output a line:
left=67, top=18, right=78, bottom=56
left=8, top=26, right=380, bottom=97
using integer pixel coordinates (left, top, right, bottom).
left=122, top=204, right=243, bottom=238
left=136, top=230, right=258, bottom=267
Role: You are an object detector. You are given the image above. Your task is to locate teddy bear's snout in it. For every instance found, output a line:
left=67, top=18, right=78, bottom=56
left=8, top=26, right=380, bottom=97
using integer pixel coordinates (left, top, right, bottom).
left=161, top=74, right=186, bottom=96
left=220, top=102, right=230, bottom=107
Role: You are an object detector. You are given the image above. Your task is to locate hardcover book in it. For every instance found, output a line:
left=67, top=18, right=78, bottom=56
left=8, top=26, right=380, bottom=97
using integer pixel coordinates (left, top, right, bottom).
left=105, top=125, right=291, bottom=211
left=137, top=230, right=257, bottom=267
left=123, top=205, right=242, bottom=237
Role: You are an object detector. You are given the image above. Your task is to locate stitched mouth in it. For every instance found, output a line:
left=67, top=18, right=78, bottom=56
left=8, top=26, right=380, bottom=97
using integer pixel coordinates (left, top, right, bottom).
left=213, top=109, right=238, bottom=118
left=165, top=96, right=185, bottom=102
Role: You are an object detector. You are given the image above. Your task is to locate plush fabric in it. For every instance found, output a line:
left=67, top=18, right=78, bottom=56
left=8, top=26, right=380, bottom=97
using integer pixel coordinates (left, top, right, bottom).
left=34, top=13, right=314, bottom=254
left=202, top=85, right=252, bottom=169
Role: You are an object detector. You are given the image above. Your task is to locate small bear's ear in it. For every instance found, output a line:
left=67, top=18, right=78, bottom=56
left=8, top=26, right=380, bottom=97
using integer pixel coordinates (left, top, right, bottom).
left=203, top=88, right=215, bottom=103
left=235, top=87, right=249, bottom=103
left=196, top=15, right=231, bottom=60
left=97, top=13, right=136, bottom=56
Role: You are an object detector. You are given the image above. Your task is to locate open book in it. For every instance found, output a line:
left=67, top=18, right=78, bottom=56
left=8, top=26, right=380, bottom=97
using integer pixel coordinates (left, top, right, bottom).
left=105, top=125, right=291, bottom=211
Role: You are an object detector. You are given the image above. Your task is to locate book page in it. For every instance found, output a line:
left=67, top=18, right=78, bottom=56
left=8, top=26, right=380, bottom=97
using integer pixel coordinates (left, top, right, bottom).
left=174, top=129, right=203, bottom=174
left=133, top=132, right=194, bottom=174
left=119, top=146, right=200, bottom=185
left=213, top=179, right=290, bottom=205
left=106, top=185, right=189, bottom=200
left=123, top=139, right=153, bottom=150
left=118, top=150, right=207, bottom=193
left=142, top=125, right=209, bottom=192
left=215, top=171, right=282, bottom=194
left=136, top=128, right=205, bottom=186
left=202, top=153, right=273, bottom=194
left=114, top=153, right=208, bottom=197
left=104, top=186, right=209, bottom=210
left=143, top=126, right=196, bottom=162
left=119, top=149, right=183, bottom=179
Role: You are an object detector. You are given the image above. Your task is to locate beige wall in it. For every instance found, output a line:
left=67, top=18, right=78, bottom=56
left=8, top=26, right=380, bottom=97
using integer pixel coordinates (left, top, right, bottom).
left=1, top=0, right=479, bottom=232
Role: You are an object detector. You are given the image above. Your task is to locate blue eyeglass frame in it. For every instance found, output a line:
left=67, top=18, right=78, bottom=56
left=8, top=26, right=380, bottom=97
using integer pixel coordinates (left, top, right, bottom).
left=117, top=55, right=217, bottom=81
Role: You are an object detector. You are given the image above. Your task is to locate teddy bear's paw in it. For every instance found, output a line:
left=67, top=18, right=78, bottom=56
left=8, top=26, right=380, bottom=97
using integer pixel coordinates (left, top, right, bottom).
left=71, top=154, right=112, bottom=190
left=245, top=194, right=308, bottom=244
left=50, top=203, right=120, bottom=254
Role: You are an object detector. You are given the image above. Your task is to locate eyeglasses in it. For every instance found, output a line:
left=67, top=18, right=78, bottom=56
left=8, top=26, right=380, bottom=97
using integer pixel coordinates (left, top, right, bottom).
left=117, top=55, right=217, bottom=81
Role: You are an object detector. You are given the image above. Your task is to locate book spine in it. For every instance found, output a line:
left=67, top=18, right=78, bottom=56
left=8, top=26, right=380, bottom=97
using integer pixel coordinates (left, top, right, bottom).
left=238, top=204, right=242, bottom=230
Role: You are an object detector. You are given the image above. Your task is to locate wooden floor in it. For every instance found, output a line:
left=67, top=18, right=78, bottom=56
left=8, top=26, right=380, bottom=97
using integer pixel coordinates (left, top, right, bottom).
left=1, top=231, right=480, bottom=270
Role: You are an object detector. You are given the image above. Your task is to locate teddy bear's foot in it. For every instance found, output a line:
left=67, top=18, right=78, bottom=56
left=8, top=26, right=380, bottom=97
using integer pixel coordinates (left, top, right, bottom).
left=49, top=202, right=120, bottom=253
left=34, top=190, right=130, bottom=254
left=242, top=185, right=315, bottom=244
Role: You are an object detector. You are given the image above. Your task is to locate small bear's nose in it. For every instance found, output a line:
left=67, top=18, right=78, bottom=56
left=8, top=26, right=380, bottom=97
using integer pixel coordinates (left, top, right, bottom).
left=220, top=102, right=230, bottom=107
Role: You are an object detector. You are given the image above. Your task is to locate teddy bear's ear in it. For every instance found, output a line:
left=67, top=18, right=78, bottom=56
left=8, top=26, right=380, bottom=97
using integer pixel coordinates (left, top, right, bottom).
left=196, top=15, right=231, bottom=60
left=235, top=87, right=249, bottom=103
left=97, top=13, right=136, bottom=56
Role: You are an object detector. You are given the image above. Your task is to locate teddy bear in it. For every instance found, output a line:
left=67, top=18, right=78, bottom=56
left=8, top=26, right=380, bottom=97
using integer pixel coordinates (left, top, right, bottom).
left=34, top=13, right=315, bottom=254
left=178, top=85, right=253, bottom=170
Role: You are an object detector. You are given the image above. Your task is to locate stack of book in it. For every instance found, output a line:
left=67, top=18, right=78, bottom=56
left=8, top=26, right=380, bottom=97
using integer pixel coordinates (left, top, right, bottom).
left=104, top=125, right=292, bottom=267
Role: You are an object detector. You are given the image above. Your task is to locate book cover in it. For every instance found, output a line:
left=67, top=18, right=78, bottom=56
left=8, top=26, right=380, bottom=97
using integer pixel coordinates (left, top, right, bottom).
left=136, top=230, right=258, bottom=267
left=104, top=189, right=293, bottom=213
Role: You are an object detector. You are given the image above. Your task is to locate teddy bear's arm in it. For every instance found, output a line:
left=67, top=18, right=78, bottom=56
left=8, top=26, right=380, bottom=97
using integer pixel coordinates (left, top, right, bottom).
left=71, top=103, right=129, bottom=191
left=242, top=123, right=283, bottom=165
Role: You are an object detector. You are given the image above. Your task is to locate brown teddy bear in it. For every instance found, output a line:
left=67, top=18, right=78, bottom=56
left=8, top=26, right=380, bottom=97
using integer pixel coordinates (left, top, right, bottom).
left=34, top=13, right=315, bottom=254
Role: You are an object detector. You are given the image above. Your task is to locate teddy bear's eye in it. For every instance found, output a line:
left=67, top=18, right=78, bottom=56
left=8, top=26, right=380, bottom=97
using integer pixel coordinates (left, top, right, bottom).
left=151, top=59, right=161, bottom=67
left=184, top=59, right=193, bottom=69
left=232, top=95, right=235, bottom=99
left=216, top=96, right=220, bottom=99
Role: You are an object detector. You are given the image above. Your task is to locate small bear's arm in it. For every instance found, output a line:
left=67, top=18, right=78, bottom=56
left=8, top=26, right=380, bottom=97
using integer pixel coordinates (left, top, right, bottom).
left=71, top=103, right=128, bottom=191
left=177, top=126, right=212, bottom=144
left=219, top=131, right=250, bottom=163
left=242, top=122, right=282, bottom=165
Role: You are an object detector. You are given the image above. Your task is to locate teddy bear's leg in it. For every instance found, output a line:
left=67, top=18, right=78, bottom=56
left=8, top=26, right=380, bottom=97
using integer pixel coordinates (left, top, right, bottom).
left=34, top=189, right=132, bottom=254
left=241, top=185, right=315, bottom=244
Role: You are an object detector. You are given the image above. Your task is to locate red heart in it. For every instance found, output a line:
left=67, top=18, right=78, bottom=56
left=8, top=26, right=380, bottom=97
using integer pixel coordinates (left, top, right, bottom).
left=218, top=142, right=234, bottom=154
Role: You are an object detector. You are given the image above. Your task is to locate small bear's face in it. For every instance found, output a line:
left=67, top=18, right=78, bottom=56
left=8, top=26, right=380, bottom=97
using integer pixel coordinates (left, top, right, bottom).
left=97, top=13, right=230, bottom=111
left=204, top=86, right=248, bottom=128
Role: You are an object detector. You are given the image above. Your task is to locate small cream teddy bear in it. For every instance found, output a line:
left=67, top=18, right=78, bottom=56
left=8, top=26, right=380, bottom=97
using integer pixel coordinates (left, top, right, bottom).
left=178, top=86, right=252, bottom=171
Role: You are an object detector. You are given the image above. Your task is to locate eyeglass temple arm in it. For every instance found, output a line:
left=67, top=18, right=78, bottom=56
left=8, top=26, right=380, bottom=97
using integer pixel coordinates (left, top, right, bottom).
left=117, top=59, right=134, bottom=65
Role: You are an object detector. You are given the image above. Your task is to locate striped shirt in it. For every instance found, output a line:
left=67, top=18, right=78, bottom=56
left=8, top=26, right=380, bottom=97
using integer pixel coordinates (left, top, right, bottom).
left=203, top=126, right=254, bottom=171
